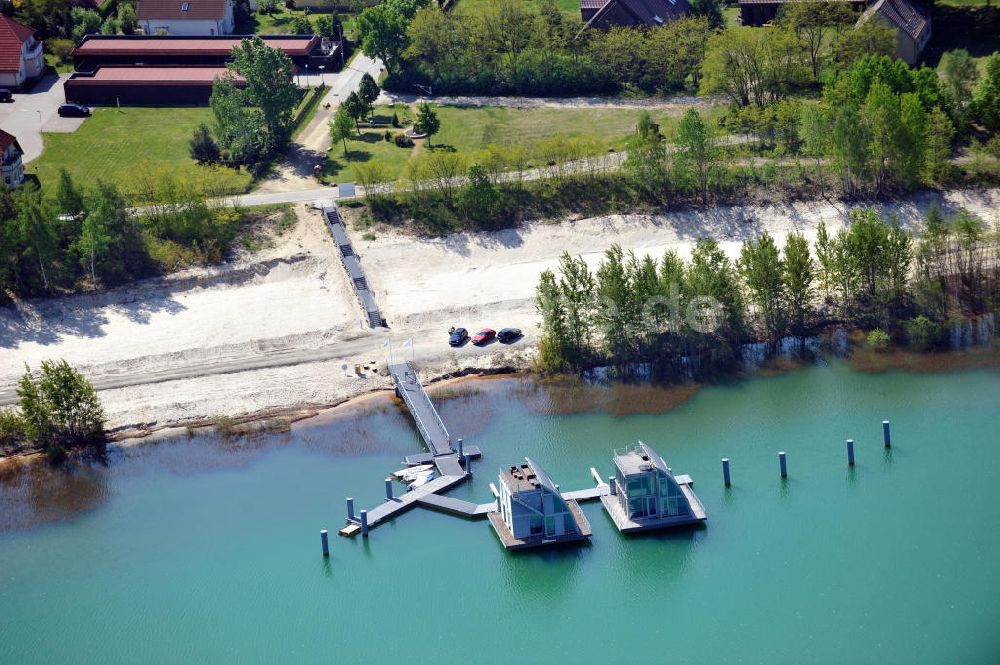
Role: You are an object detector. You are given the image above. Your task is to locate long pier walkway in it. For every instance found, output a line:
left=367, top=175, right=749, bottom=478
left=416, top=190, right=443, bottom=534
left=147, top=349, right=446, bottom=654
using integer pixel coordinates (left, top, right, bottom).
left=389, top=361, right=453, bottom=458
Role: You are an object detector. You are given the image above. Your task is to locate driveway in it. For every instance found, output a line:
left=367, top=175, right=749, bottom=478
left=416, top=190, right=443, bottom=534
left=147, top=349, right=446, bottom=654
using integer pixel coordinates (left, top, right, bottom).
left=255, top=54, right=384, bottom=193
left=0, top=73, right=79, bottom=164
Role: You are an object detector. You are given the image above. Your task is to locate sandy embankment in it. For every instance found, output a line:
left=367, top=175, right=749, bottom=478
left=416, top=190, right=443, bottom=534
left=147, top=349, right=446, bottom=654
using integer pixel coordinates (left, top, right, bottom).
left=0, top=190, right=997, bottom=438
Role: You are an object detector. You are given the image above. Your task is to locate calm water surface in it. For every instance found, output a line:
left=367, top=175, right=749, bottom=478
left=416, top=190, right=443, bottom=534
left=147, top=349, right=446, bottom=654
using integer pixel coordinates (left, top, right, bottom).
left=1, top=361, right=999, bottom=664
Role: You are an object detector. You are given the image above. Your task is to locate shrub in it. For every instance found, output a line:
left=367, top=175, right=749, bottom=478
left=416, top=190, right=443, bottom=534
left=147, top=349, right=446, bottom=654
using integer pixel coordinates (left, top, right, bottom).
left=0, top=409, right=26, bottom=451
left=46, top=38, right=75, bottom=64
left=867, top=328, right=890, bottom=350
left=394, top=133, right=413, bottom=148
left=904, top=315, right=940, bottom=351
left=391, top=111, right=400, bottom=128
left=17, top=360, right=105, bottom=460
left=384, top=129, right=392, bottom=141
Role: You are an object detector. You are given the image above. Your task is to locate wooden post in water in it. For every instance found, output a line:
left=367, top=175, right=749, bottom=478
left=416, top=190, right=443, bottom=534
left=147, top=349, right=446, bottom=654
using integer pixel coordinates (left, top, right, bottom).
left=385, top=477, right=393, bottom=501
left=347, top=497, right=355, bottom=521
left=360, top=510, right=369, bottom=537
left=321, top=529, right=330, bottom=557
left=466, top=454, right=472, bottom=475
left=846, top=439, right=855, bottom=466
left=722, top=458, right=731, bottom=487
left=458, top=438, right=464, bottom=461
left=882, top=421, right=891, bottom=448
left=609, top=476, right=616, bottom=495
left=779, top=452, right=787, bottom=479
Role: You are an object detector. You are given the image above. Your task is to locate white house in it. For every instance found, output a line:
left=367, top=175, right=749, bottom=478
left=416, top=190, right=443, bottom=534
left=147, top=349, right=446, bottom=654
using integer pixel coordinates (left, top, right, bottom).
left=137, top=0, right=236, bottom=36
left=0, top=15, right=45, bottom=90
left=0, top=129, right=25, bottom=189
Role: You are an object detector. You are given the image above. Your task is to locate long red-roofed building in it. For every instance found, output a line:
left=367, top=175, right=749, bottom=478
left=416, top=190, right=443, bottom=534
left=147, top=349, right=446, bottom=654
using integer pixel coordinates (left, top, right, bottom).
left=66, top=35, right=342, bottom=106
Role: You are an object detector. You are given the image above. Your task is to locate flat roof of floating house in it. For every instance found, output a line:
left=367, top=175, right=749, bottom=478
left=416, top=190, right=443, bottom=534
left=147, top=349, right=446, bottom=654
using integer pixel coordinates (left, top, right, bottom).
left=615, top=441, right=669, bottom=476
left=72, top=35, right=320, bottom=58
left=501, top=457, right=559, bottom=494
left=69, top=66, right=239, bottom=85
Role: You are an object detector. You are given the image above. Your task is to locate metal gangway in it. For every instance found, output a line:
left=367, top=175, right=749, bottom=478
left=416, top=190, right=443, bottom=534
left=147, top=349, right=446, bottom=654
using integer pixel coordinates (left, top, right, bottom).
left=322, top=204, right=385, bottom=328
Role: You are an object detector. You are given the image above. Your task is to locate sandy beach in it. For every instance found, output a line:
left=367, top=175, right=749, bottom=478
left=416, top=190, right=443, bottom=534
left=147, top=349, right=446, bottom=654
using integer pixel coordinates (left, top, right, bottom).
left=1, top=189, right=997, bottom=438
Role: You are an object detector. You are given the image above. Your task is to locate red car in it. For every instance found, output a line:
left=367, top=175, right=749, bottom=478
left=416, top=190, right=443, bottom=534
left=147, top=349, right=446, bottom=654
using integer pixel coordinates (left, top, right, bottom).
left=472, top=328, right=496, bottom=345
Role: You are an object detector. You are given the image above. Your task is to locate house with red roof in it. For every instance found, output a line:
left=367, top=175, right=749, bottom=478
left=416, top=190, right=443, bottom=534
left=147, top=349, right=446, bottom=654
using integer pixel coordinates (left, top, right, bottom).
left=0, top=129, right=25, bottom=189
left=137, top=0, right=236, bottom=36
left=0, top=15, right=45, bottom=90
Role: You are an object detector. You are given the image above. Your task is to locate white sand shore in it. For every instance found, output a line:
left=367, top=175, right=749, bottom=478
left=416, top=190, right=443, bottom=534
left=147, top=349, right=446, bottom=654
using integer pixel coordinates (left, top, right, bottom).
left=1, top=189, right=997, bottom=436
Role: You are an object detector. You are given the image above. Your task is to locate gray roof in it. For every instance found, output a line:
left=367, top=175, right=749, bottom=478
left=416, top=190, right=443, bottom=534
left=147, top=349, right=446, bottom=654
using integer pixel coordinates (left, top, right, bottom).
left=614, top=441, right=670, bottom=476
left=861, top=0, right=929, bottom=41
left=501, top=457, right=560, bottom=494
left=584, top=0, right=690, bottom=27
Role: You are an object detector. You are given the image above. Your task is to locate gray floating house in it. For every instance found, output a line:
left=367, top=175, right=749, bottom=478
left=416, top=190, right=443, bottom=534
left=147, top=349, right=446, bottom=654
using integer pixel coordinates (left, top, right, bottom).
left=601, top=442, right=706, bottom=533
left=488, top=458, right=592, bottom=550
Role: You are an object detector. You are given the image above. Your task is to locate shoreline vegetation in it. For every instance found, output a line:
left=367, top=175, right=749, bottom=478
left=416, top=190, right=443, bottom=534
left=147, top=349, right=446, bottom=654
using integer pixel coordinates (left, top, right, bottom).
left=533, top=202, right=1000, bottom=378
left=1, top=334, right=997, bottom=465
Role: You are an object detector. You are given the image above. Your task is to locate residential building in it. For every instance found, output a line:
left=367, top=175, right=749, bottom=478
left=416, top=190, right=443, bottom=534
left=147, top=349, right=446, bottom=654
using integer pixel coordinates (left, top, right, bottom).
left=738, top=0, right=866, bottom=27
left=580, top=0, right=690, bottom=30
left=137, top=0, right=236, bottom=36
left=489, top=458, right=591, bottom=550
left=0, top=129, right=25, bottom=188
left=858, top=0, right=931, bottom=65
left=600, top=442, right=706, bottom=533
left=0, top=15, right=45, bottom=90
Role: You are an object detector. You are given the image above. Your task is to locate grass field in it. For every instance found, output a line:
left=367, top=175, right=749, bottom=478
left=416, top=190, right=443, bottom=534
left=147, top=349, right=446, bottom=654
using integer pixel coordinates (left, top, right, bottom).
left=453, top=0, right=581, bottom=15
left=29, top=107, right=253, bottom=197
left=244, top=7, right=357, bottom=39
left=431, top=105, right=681, bottom=154
left=321, top=103, right=696, bottom=185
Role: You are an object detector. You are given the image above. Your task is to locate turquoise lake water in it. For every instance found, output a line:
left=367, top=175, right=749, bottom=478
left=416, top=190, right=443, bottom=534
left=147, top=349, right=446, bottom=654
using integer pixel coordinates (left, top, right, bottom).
left=1, top=361, right=999, bottom=664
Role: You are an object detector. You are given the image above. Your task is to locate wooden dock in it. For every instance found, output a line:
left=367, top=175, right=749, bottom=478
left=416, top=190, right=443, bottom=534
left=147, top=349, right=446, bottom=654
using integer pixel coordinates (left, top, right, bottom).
left=341, top=362, right=476, bottom=537
left=389, top=361, right=452, bottom=458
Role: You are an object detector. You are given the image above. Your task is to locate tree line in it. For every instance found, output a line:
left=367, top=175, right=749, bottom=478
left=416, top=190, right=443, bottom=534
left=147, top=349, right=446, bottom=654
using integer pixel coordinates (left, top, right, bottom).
left=358, top=0, right=921, bottom=98
left=534, top=206, right=1000, bottom=374
left=0, top=169, right=245, bottom=300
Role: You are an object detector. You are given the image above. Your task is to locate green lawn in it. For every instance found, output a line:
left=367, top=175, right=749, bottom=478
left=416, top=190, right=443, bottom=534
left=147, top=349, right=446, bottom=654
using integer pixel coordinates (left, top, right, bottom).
left=245, top=8, right=357, bottom=39
left=29, top=107, right=252, bottom=198
left=322, top=103, right=698, bottom=185
left=723, top=6, right=741, bottom=28
left=431, top=105, right=681, bottom=154
left=453, top=0, right=581, bottom=15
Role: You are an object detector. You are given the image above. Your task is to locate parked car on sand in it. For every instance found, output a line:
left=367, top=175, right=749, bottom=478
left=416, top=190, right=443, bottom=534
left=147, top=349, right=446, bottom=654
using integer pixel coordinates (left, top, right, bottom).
left=497, top=328, right=522, bottom=343
left=449, top=327, right=468, bottom=346
left=472, top=328, right=496, bottom=345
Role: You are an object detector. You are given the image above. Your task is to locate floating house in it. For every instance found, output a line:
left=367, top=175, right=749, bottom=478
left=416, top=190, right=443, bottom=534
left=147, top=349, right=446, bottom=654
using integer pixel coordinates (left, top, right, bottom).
left=488, top=458, right=591, bottom=550
left=601, top=442, right=706, bottom=533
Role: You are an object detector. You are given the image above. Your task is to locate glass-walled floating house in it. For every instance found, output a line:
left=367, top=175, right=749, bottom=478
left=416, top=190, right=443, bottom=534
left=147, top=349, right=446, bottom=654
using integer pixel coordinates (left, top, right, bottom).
left=601, top=442, right=707, bottom=533
left=488, top=457, right=592, bottom=550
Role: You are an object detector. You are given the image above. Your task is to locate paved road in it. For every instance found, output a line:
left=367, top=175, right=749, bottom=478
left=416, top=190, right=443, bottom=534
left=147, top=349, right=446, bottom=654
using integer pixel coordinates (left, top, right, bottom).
left=0, top=74, right=83, bottom=163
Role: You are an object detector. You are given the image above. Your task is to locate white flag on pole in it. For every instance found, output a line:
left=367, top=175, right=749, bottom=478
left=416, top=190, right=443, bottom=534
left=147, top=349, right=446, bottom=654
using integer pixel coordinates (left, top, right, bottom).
left=402, top=338, right=413, bottom=347
left=382, top=340, right=390, bottom=348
